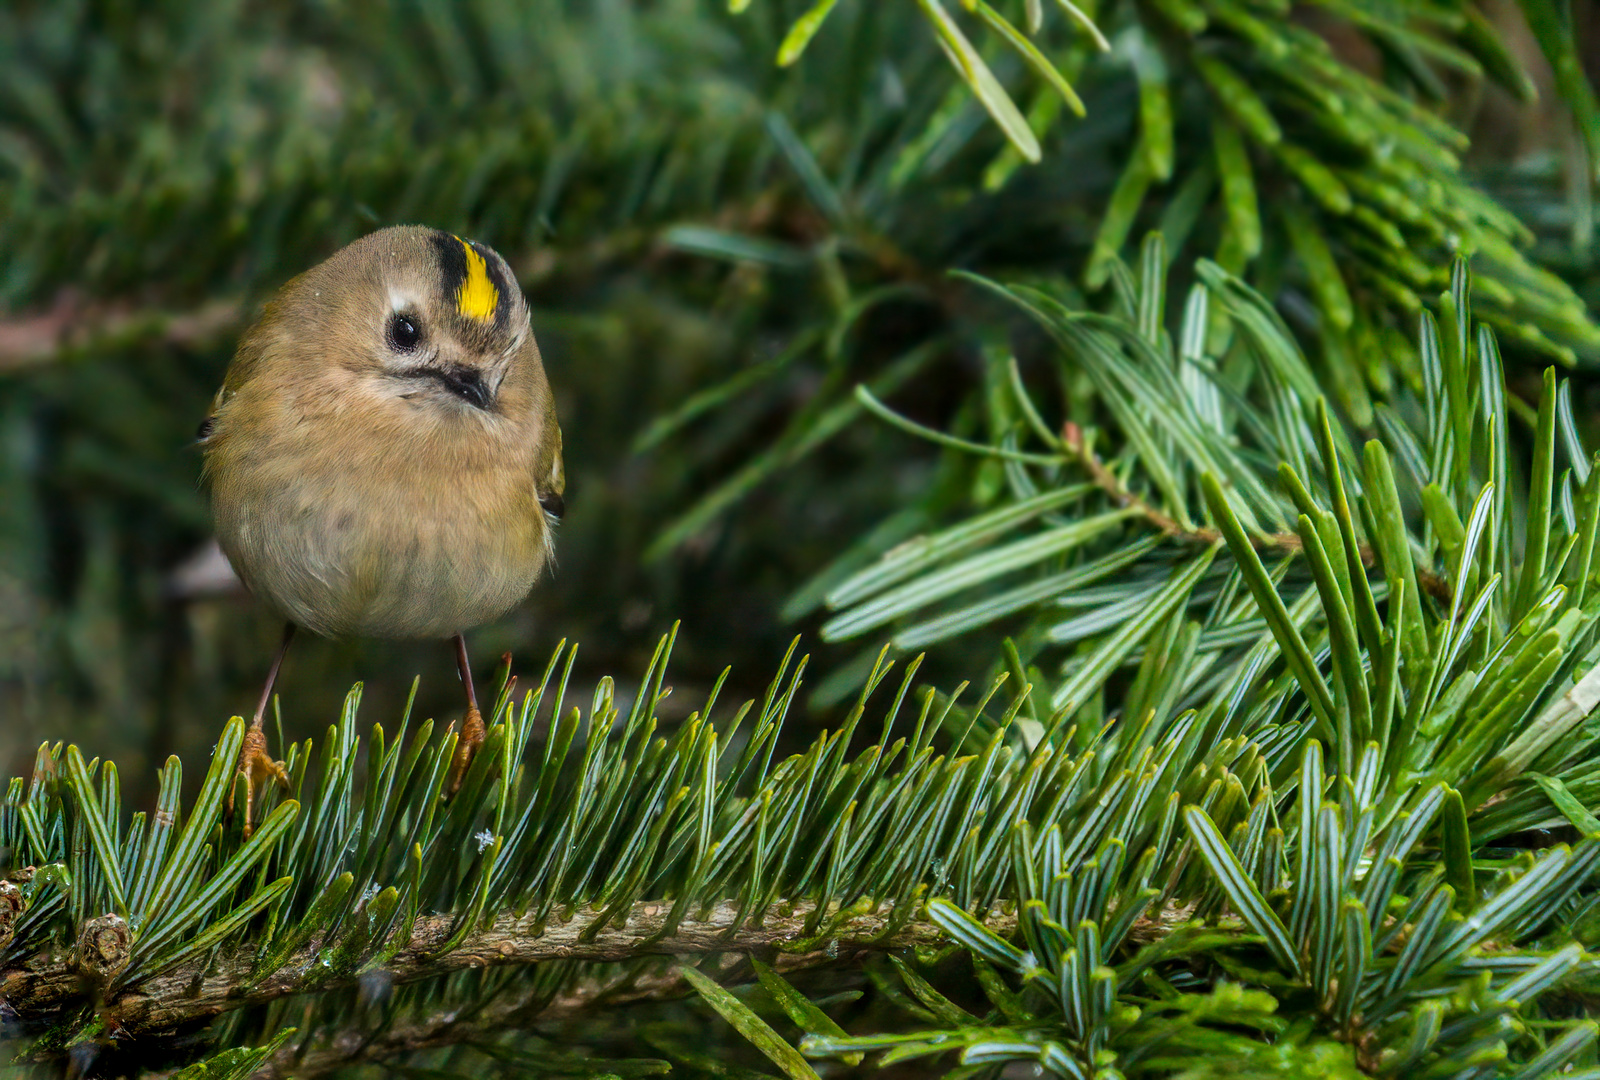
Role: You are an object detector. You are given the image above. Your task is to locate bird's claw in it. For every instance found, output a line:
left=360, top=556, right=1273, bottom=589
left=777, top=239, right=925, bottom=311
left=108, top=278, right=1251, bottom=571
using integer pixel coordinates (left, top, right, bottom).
left=447, top=704, right=486, bottom=796
left=229, top=722, right=289, bottom=839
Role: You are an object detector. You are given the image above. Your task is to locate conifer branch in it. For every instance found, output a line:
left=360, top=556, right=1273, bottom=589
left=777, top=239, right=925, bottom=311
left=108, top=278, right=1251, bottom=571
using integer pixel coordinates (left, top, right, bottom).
left=1061, top=419, right=1294, bottom=550
left=0, top=298, right=243, bottom=373
left=2, top=900, right=1020, bottom=1037
left=1061, top=418, right=1454, bottom=603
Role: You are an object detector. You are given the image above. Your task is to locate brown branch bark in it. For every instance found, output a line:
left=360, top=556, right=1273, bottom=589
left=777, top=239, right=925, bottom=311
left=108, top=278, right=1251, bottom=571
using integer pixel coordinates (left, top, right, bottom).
left=7, top=893, right=1195, bottom=1076
left=127, top=952, right=823, bottom=1080
left=0, top=898, right=1009, bottom=1041
left=168, top=899, right=1188, bottom=1080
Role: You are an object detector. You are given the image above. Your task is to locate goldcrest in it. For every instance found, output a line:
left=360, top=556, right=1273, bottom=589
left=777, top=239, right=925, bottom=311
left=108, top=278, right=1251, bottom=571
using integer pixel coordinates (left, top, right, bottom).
left=200, top=226, right=564, bottom=825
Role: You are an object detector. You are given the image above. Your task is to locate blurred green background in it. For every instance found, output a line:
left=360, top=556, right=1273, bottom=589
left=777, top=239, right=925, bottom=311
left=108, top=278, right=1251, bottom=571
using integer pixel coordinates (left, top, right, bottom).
left=0, top=0, right=1596, bottom=796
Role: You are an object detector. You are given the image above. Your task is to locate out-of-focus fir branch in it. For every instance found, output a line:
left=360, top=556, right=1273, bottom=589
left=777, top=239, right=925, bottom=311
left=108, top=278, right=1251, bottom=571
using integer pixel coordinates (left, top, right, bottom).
left=241, top=963, right=703, bottom=1080
left=0, top=298, right=242, bottom=374
left=0, top=221, right=742, bottom=373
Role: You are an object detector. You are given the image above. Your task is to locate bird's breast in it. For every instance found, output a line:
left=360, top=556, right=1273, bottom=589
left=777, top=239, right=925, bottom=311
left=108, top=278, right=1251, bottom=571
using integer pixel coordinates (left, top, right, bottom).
left=208, top=400, right=548, bottom=639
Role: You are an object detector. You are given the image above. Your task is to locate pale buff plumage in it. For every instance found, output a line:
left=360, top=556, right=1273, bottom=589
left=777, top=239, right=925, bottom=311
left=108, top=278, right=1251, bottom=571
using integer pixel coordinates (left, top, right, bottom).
left=204, top=226, right=563, bottom=639
left=201, top=226, right=564, bottom=826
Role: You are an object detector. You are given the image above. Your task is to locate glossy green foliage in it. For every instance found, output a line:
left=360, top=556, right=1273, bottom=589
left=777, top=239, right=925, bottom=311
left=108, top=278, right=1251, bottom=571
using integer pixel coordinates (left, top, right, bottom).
left=821, top=248, right=1600, bottom=799
left=684, top=256, right=1600, bottom=1078
left=663, top=0, right=1600, bottom=574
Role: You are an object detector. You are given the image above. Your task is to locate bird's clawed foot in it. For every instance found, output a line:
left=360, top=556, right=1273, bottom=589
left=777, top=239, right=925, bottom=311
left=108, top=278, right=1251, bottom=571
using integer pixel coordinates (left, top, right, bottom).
left=447, top=702, right=486, bottom=796
left=230, top=720, right=290, bottom=839
left=229, top=623, right=296, bottom=839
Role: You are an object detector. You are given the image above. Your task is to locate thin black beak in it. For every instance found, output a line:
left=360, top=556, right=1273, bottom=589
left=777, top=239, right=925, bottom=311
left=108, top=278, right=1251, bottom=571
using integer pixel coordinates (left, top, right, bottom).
left=440, top=368, right=492, bottom=410
left=409, top=367, right=492, bottom=410
left=395, top=365, right=494, bottom=410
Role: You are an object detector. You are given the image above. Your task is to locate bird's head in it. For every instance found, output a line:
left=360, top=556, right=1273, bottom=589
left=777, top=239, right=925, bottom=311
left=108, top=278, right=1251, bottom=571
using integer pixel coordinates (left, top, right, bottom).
left=292, top=226, right=536, bottom=415
left=215, top=225, right=564, bottom=517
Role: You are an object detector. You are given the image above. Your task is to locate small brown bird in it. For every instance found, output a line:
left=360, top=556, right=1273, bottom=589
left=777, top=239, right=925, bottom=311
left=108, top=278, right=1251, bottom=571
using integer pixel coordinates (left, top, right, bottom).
left=201, top=226, right=565, bottom=829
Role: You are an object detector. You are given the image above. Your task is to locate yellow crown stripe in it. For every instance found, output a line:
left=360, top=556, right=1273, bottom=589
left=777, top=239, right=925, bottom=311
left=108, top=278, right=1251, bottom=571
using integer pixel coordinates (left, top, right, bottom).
left=454, top=236, right=499, bottom=322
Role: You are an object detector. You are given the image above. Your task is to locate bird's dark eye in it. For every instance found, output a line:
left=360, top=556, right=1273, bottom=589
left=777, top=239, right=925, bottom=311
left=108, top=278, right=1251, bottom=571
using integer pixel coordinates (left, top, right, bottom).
left=388, top=313, right=422, bottom=351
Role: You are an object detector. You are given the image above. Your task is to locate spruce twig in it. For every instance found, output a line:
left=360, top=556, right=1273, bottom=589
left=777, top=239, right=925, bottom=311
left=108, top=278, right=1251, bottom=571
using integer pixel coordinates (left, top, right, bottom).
left=3, top=900, right=1028, bottom=1036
